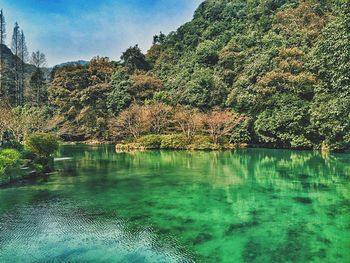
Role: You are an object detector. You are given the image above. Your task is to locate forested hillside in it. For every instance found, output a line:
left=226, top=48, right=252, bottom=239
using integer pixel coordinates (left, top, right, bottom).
left=145, top=0, right=349, bottom=150
left=1, top=0, right=349, bottom=151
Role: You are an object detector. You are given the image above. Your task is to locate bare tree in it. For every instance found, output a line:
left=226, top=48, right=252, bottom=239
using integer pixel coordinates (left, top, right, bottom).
left=109, top=104, right=150, bottom=140
left=174, top=106, right=204, bottom=140
left=147, top=103, right=173, bottom=134
left=204, top=110, right=245, bottom=144
left=31, top=51, right=46, bottom=68
left=30, top=51, right=47, bottom=105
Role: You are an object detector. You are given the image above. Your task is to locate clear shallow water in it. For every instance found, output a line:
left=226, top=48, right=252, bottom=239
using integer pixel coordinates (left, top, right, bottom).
left=0, top=145, right=349, bottom=263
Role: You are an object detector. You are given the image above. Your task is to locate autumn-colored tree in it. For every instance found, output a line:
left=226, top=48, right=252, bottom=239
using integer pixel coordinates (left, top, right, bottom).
left=88, top=56, right=114, bottom=84
left=147, top=103, right=173, bottom=135
left=274, top=0, right=327, bottom=45
left=204, top=110, right=245, bottom=144
left=109, top=104, right=150, bottom=140
left=173, top=106, right=204, bottom=140
left=130, top=73, right=164, bottom=102
left=257, top=47, right=316, bottom=100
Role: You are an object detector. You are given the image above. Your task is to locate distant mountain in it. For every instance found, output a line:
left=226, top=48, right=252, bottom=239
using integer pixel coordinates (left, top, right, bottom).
left=53, top=60, right=88, bottom=68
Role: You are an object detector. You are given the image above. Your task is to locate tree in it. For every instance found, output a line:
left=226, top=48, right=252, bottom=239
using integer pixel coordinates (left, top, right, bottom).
left=174, top=106, right=204, bottom=140
left=109, top=104, right=150, bottom=140
left=204, top=110, right=245, bottom=144
left=179, top=68, right=226, bottom=109
left=48, top=58, right=114, bottom=140
left=147, top=103, right=173, bottom=135
left=0, top=106, right=13, bottom=144
left=274, top=0, right=327, bottom=45
left=19, top=30, right=28, bottom=105
left=196, top=40, right=219, bottom=65
left=0, top=9, right=5, bottom=100
left=88, top=56, right=113, bottom=84
left=256, top=47, right=316, bottom=101
left=309, top=7, right=350, bottom=150
left=153, top=32, right=166, bottom=44
left=11, top=22, right=21, bottom=106
left=107, top=68, right=132, bottom=116
left=30, top=51, right=46, bottom=68
left=129, top=73, right=164, bottom=102
left=29, top=68, right=46, bottom=105
left=121, top=45, right=150, bottom=73
left=29, top=51, right=47, bottom=105
left=6, top=106, right=47, bottom=143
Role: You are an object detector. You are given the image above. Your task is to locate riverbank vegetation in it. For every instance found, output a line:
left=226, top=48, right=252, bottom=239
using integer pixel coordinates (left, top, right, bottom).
left=0, top=132, right=59, bottom=186
left=0, top=0, right=349, bottom=152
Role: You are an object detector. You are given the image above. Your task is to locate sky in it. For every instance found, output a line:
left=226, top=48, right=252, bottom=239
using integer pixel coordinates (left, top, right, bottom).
left=0, top=0, right=203, bottom=66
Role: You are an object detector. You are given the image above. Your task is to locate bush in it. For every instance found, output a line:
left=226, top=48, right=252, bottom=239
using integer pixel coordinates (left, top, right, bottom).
left=136, top=135, right=161, bottom=149
left=24, top=133, right=59, bottom=158
left=189, top=135, right=219, bottom=150
left=1, top=141, right=24, bottom=151
left=0, top=149, right=22, bottom=177
left=160, top=134, right=188, bottom=149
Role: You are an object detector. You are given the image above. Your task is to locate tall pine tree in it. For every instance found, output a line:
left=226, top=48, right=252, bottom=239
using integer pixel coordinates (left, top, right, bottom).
left=11, top=22, right=21, bottom=106
left=19, top=30, right=28, bottom=105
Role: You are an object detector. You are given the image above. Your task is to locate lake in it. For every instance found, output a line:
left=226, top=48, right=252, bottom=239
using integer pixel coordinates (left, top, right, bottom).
left=0, top=145, right=349, bottom=262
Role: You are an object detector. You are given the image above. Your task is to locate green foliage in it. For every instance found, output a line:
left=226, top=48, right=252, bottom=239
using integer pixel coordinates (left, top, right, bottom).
left=308, top=8, right=350, bottom=150
left=121, top=45, right=150, bottom=73
left=29, top=68, right=47, bottom=105
left=136, top=135, right=161, bottom=149
left=189, top=135, right=219, bottom=150
left=43, top=0, right=348, bottom=151
left=254, top=95, right=313, bottom=148
left=1, top=141, right=24, bottom=151
left=160, top=134, right=188, bottom=150
left=196, top=40, right=219, bottom=65
left=0, top=148, right=21, bottom=177
left=49, top=58, right=114, bottom=139
left=107, top=70, right=131, bottom=115
left=24, top=133, right=59, bottom=157
left=230, top=118, right=251, bottom=144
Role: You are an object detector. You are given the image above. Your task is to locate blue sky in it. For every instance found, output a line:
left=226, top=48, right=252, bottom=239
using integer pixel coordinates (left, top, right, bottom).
left=0, top=0, right=203, bottom=66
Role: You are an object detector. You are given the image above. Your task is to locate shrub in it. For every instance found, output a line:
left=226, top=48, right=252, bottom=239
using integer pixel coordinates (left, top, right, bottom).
left=160, top=134, right=188, bottom=149
left=1, top=141, right=24, bottom=151
left=24, top=133, right=59, bottom=157
left=136, top=135, right=161, bottom=149
left=189, top=135, right=219, bottom=150
left=0, top=149, right=22, bottom=177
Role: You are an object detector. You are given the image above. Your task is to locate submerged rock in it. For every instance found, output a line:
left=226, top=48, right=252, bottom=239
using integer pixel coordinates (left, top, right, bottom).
left=192, top=232, right=213, bottom=245
left=293, top=197, right=313, bottom=204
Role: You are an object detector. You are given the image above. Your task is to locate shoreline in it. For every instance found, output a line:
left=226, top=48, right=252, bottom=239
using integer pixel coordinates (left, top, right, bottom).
left=59, top=140, right=344, bottom=154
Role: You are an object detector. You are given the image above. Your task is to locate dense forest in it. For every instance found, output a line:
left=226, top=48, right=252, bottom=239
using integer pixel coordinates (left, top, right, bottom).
left=0, top=0, right=349, bottom=151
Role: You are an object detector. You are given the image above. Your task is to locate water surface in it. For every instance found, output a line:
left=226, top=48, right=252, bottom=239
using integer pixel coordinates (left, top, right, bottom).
left=0, top=145, right=349, bottom=262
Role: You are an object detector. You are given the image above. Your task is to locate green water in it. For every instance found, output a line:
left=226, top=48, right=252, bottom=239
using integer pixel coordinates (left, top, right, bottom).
left=0, top=145, right=349, bottom=262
